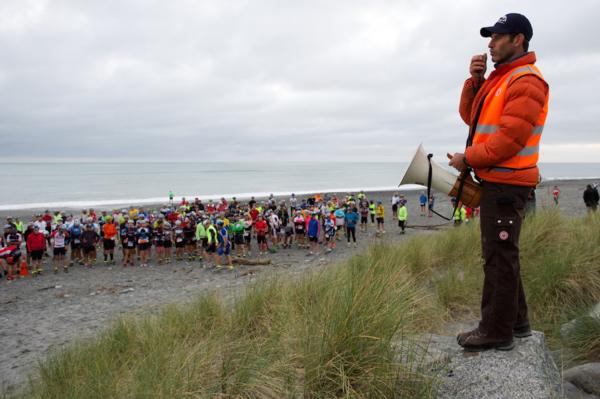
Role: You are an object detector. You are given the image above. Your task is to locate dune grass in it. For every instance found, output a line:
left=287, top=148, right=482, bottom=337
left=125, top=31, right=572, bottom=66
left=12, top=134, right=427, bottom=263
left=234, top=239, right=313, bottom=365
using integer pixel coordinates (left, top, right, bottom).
left=18, top=209, right=600, bottom=398
left=562, top=315, right=600, bottom=362
left=23, top=248, right=441, bottom=398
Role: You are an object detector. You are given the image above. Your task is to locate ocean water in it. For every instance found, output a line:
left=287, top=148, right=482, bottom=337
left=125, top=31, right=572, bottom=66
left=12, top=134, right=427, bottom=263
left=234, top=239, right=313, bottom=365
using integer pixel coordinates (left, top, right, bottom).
left=0, top=162, right=599, bottom=210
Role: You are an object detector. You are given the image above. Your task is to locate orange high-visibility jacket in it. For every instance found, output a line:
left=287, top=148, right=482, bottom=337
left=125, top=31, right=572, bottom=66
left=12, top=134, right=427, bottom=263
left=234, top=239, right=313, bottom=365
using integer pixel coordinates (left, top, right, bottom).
left=460, top=52, right=549, bottom=187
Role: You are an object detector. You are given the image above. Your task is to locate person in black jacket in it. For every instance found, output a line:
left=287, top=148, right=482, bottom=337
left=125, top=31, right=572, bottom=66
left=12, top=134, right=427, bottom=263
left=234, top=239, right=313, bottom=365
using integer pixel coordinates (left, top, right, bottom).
left=583, top=184, right=599, bottom=212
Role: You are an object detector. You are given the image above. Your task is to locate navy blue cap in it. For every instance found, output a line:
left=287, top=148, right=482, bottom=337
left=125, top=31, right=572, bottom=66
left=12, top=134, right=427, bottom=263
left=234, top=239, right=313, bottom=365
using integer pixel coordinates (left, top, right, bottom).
left=480, top=13, right=533, bottom=42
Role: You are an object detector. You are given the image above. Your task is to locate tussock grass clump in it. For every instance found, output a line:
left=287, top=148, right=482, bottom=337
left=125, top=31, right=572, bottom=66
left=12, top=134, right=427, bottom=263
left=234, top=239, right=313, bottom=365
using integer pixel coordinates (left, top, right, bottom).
left=24, top=250, right=439, bottom=398
left=563, top=315, right=600, bottom=362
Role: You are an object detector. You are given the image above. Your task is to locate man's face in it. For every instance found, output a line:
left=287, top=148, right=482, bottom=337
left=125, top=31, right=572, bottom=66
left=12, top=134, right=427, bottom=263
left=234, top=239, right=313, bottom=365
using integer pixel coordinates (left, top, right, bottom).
left=488, top=33, right=520, bottom=64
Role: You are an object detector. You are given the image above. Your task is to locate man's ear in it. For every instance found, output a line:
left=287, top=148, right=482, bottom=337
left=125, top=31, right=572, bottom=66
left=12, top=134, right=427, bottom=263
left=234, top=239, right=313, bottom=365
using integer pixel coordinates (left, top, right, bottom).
left=512, top=33, right=525, bottom=48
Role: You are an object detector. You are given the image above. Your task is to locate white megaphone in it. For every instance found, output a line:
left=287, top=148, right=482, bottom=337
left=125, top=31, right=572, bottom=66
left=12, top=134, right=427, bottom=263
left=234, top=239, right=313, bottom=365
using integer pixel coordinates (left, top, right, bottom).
left=399, top=144, right=481, bottom=208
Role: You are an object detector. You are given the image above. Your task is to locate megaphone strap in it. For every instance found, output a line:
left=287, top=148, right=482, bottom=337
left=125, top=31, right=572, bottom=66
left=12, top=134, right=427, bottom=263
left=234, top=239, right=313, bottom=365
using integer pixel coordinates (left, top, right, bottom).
left=426, top=154, right=467, bottom=222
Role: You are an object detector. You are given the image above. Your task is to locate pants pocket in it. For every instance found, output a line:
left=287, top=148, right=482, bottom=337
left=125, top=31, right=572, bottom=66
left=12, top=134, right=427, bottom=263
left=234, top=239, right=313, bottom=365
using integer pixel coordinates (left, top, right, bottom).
left=494, top=217, right=517, bottom=244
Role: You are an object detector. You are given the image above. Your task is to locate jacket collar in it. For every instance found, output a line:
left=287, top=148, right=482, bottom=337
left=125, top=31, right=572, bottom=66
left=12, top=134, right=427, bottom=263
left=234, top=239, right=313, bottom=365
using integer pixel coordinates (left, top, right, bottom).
left=489, top=52, right=537, bottom=80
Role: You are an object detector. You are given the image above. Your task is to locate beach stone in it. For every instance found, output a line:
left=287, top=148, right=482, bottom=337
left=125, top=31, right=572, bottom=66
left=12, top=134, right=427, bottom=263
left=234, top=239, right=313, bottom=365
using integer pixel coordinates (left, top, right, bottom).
left=563, top=381, right=600, bottom=399
left=432, top=331, right=560, bottom=399
left=563, top=363, right=600, bottom=396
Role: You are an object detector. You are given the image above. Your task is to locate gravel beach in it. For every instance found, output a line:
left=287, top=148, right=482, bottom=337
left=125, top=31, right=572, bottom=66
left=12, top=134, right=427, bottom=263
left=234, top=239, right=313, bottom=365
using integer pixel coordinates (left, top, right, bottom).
left=0, top=179, right=596, bottom=394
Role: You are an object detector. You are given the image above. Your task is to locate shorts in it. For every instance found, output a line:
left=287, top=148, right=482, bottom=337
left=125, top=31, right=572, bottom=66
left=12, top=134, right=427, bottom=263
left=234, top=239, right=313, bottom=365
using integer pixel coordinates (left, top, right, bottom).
left=103, top=239, right=115, bottom=250
left=201, top=237, right=208, bottom=249
left=285, top=227, right=294, bottom=237
left=138, top=243, right=150, bottom=251
left=185, top=237, right=195, bottom=246
left=53, top=247, right=66, bottom=256
left=217, top=245, right=231, bottom=256
left=234, top=234, right=244, bottom=245
left=325, top=234, right=334, bottom=242
left=294, top=228, right=304, bottom=235
left=257, top=235, right=267, bottom=244
left=376, top=217, right=384, bottom=224
left=207, top=243, right=216, bottom=253
left=83, top=246, right=95, bottom=255
left=244, top=235, right=251, bottom=245
left=361, top=216, right=368, bottom=224
left=71, top=240, right=81, bottom=250
left=308, top=236, right=318, bottom=242
left=175, top=241, right=185, bottom=249
left=31, top=250, right=44, bottom=260
left=392, top=204, right=398, bottom=212
left=164, top=240, right=172, bottom=248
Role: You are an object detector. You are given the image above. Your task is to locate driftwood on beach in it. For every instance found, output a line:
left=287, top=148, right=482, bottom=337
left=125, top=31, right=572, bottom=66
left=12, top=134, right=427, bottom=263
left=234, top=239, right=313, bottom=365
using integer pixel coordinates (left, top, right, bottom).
left=231, top=257, right=271, bottom=265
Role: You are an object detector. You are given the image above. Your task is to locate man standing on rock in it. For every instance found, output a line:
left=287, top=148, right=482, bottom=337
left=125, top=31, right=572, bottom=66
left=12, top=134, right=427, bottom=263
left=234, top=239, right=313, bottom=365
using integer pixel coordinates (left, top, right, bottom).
left=448, top=13, right=549, bottom=351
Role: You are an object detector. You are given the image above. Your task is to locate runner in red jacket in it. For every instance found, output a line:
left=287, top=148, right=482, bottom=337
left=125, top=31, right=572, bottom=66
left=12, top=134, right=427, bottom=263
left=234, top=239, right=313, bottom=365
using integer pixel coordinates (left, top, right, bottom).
left=26, top=226, right=46, bottom=275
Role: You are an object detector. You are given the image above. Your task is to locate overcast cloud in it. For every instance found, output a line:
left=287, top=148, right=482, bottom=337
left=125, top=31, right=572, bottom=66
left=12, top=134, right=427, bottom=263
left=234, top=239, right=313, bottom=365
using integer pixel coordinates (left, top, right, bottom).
left=0, top=0, right=598, bottom=162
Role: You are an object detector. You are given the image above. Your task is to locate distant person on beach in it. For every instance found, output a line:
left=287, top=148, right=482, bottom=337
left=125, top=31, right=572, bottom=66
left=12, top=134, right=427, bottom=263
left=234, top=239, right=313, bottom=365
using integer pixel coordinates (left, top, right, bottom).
left=398, top=202, right=408, bottom=234
left=418, top=192, right=427, bottom=217
left=216, top=220, right=233, bottom=270
left=102, top=216, right=117, bottom=265
left=290, top=193, right=297, bottom=214
left=137, top=220, right=151, bottom=267
left=583, top=184, right=599, bottom=211
left=449, top=13, right=548, bottom=351
left=293, top=211, right=306, bottom=249
left=50, top=226, right=68, bottom=273
left=345, top=207, right=359, bottom=246
left=307, top=212, right=320, bottom=255
left=324, top=211, right=336, bottom=252
left=254, top=214, right=268, bottom=255
left=428, top=195, right=435, bottom=218
left=552, top=185, right=560, bottom=205
left=369, top=200, right=376, bottom=224
left=173, top=220, right=185, bottom=261
left=3, top=226, right=22, bottom=280
left=525, top=188, right=536, bottom=215
left=27, top=226, right=45, bottom=275
left=69, top=220, right=83, bottom=266
left=81, top=224, right=99, bottom=268
left=183, top=217, right=196, bottom=262
left=153, top=221, right=167, bottom=264
left=359, top=199, right=369, bottom=232
left=231, top=217, right=246, bottom=257
left=122, top=221, right=137, bottom=267
left=334, top=207, right=345, bottom=239
left=391, top=193, right=400, bottom=219
left=375, top=201, right=385, bottom=234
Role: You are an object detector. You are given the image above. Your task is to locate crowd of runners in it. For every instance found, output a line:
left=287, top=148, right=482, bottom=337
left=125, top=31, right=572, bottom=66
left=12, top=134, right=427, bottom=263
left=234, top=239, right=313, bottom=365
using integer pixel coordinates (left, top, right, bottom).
left=0, top=191, right=419, bottom=281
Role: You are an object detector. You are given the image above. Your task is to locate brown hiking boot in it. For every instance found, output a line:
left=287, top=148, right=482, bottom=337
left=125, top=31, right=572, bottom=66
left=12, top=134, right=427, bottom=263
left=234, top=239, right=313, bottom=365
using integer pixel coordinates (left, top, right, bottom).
left=456, top=328, right=478, bottom=346
left=457, top=328, right=514, bottom=352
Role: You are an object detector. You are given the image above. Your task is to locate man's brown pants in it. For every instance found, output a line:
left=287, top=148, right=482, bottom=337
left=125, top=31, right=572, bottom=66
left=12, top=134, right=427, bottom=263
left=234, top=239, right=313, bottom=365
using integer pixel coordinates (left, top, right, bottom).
left=478, top=181, right=531, bottom=339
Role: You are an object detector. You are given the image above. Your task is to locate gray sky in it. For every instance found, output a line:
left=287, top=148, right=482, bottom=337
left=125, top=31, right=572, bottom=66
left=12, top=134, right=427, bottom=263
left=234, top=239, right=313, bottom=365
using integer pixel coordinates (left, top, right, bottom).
left=1, top=0, right=598, bottom=162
